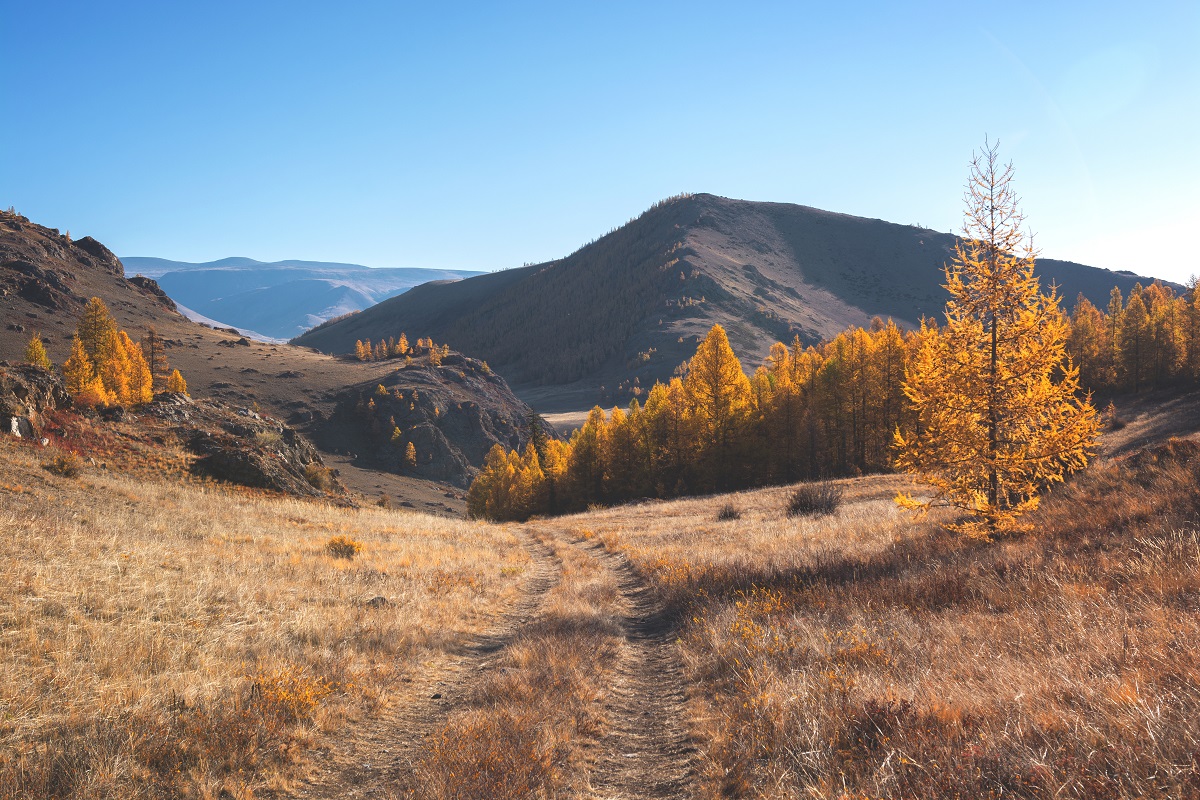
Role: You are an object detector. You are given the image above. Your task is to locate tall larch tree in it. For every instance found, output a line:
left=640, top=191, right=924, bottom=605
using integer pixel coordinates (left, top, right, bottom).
left=77, top=297, right=117, bottom=365
left=684, top=324, right=752, bottom=489
left=894, top=139, right=1099, bottom=536
left=141, top=327, right=170, bottom=390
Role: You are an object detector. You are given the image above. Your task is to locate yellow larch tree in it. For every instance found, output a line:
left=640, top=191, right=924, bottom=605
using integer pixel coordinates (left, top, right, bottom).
left=166, top=369, right=188, bottom=395
left=894, top=139, right=1099, bottom=537
left=77, top=297, right=117, bottom=365
left=25, top=332, right=51, bottom=370
left=62, top=336, right=94, bottom=397
left=120, top=331, right=154, bottom=405
left=684, top=324, right=752, bottom=488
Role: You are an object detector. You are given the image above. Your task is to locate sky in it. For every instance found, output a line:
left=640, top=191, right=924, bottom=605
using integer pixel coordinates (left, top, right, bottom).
left=3, top=2, right=1198, bottom=283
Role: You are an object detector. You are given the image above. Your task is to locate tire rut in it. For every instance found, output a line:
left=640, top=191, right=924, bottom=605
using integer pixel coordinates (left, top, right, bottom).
left=293, top=529, right=562, bottom=799
left=564, top=534, right=696, bottom=800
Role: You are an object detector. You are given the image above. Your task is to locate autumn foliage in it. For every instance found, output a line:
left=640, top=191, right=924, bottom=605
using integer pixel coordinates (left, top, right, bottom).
left=60, top=297, right=183, bottom=407
left=469, top=322, right=918, bottom=520
left=894, top=141, right=1099, bottom=535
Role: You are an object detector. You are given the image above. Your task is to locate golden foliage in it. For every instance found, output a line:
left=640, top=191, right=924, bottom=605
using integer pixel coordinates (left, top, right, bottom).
left=165, top=369, right=188, bottom=395
left=24, top=332, right=51, bottom=370
left=894, top=140, right=1099, bottom=536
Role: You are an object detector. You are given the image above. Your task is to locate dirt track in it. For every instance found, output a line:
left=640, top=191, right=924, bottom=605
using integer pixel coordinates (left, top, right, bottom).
left=292, top=526, right=697, bottom=799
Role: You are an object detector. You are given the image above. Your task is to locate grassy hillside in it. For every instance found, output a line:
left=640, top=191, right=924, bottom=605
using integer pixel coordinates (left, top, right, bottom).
left=295, top=194, right=1167, bottom=411
left=0, top=435, right=528, bottom=799
left=0, top=210, right=538, bottom=511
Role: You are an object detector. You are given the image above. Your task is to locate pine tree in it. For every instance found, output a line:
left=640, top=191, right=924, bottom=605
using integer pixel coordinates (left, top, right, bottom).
left=894, top=139, right=1099, bottom=536
left=166, top=369, right=188, bottom=395
left=25, top=332, right=51, bottom=370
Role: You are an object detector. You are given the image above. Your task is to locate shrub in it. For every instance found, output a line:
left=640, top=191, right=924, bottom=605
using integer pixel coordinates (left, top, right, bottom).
left=325, top=535, right=362, bottom=559
left=304, top=462, right=335, bottom=491
left=786, top=481, right=842, bottom=518
left=254, top=430, right=283, bottom=448
left=42, top=451, right=82, bottom=478
left=716, top=503, right=741, bottom=521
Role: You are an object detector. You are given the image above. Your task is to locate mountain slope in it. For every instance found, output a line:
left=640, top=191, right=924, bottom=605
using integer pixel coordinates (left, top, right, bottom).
left=296, top=193, right=1170, bottom=411
left=0, top=211, right=535, bottom=511
left=121, top=257, right=483, bottom=338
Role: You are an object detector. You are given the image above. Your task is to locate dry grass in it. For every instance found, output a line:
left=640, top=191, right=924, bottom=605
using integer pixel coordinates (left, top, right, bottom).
left=580, top=454, right=1200, bottom=799
left=0, top=437, right=528, bottom=800
left=411, top=530, right=623, bottom=799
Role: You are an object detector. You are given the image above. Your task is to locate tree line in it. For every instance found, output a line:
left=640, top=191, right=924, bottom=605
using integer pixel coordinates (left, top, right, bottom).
left=355, top=334, right=455, bottom=367
left=468, top=278, right=1194, bottom=523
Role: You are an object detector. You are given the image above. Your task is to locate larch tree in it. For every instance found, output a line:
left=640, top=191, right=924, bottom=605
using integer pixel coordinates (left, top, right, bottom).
left=77, top=297, right=117, bottom=365
left=894, top=139, right=1099, bottom=536
left=62, top=336, right=94, bottom=397
left=141, top=327, right=170, bottom=390
left=684, top=324, right=752, bottom=488
left=166, top=369, right=188, bottom=395
left=25, top=332, right=51, bottom=370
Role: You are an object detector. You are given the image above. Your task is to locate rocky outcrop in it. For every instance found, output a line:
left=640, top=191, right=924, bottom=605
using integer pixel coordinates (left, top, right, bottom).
left=319, top=350, right=541, bottom=488
left=0, top=362, right=70, bottom=439
left=127, top=275, right=177, bottom=311
left=142, top=394, right=345, bottom=498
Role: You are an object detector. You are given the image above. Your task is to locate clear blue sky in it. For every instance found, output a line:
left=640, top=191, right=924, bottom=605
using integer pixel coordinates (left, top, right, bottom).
left=3, top=2, right=1197, bottom=283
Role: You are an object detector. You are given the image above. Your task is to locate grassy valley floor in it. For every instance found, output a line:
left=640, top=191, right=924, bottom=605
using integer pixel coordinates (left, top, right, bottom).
left=4, top=411, right=1200, bottom=798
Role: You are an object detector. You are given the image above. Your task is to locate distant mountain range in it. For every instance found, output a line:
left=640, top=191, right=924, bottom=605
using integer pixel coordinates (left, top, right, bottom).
left=295, top=193, right=1174, bottom=412
left=120, top=257, right=483, bottom=339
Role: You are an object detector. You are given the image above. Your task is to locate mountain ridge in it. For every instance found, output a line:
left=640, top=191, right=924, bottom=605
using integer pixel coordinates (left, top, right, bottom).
left=296, top=193, right=1172, bottom=411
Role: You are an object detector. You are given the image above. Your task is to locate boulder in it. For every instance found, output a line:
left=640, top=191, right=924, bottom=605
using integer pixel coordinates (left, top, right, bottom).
left=0, top=362, right=70, bottom=437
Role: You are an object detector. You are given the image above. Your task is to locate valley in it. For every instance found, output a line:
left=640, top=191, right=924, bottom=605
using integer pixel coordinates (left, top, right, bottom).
left=3, top=197, right=1199, bottom=798
left=3, top=389, right=1198, bottom=798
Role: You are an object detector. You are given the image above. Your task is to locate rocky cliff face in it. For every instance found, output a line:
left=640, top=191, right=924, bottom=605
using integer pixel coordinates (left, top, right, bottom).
left=318, top=351, right=539, bottom=488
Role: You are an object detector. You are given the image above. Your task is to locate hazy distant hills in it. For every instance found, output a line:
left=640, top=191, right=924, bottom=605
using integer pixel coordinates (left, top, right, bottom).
left=121, top=257, right=483, bottom=339
left=295, top=193, right=1172, bottom=412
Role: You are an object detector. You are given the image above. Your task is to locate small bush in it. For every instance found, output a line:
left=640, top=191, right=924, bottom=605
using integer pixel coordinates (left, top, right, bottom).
left=254, top=430, right=283, bottom=448
left=42, top=451, right=82, bottom=478
left=716, top=503, right=741, bottom=521
left=786, top=481, right=843, bottom=518
left=304, top=462, right=334, bottom=491
left=325, top=535, right=362, bottom=559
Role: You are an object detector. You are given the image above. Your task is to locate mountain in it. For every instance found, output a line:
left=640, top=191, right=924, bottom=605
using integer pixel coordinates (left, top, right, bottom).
left=0, top=211, right=536, bottom=512
left=120, top=256, right=483, bottom=339
left=294, top=193, right=1174, bottom=412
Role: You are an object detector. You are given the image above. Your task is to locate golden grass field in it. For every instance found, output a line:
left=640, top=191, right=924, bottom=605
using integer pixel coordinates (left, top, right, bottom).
left=4, top=412, right=1200, bottom=798
left=575, top=448, right=1200, bottom=798
left=0, top=436, right=528, bottom=800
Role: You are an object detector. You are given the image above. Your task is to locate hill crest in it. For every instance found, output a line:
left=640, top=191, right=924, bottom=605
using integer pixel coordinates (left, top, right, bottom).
left=296, top=193, right=1170, bottom=411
